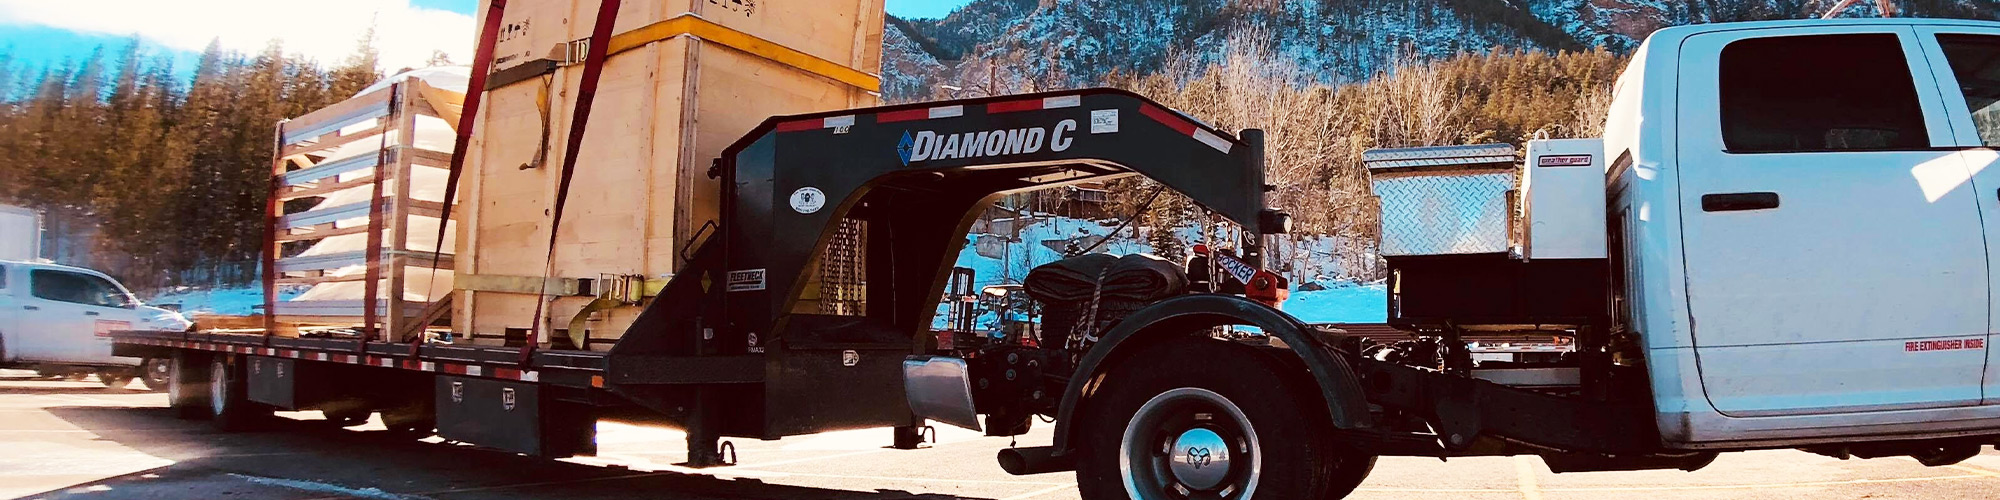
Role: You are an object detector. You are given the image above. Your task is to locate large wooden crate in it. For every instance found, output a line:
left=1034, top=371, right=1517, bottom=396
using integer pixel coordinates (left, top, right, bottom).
left=456, top=0, right=885, bottom=350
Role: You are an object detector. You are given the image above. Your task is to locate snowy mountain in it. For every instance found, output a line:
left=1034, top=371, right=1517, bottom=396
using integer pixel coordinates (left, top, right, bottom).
left=879, top=0, right=1998, bottom=100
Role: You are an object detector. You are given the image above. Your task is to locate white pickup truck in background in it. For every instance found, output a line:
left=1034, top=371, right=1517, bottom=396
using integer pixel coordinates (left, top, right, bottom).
left=0, top=260, right=190, bottom=389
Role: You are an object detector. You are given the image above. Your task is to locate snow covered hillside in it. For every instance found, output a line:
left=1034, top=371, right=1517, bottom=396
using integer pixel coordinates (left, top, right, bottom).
left=881, top=0, right=1998, bottom=101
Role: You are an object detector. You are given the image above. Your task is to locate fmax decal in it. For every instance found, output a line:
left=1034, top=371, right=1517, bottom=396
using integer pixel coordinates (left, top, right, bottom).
left=899, top=119, right=1078, bottom=165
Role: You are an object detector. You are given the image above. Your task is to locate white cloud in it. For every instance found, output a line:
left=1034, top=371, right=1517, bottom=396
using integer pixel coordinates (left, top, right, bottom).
left=0, top=0, right=473, bottom=72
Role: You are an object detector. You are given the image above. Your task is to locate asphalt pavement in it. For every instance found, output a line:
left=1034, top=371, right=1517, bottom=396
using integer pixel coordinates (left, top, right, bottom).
left=3, top=371, right=1999, bottom=500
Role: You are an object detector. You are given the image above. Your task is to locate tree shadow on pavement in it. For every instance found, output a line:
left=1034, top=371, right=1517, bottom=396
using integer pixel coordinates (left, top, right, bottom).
left=39, top=406, right=998, bottom=500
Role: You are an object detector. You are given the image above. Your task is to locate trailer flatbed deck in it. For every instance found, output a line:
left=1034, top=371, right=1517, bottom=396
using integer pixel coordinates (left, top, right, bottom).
left=110, top=330, right=642, bottom=389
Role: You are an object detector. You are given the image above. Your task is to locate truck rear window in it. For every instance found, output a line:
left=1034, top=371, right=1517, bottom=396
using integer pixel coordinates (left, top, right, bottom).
left=1937, top=34, right=2000, bottom=147
left=1719, top=34, right=1929, bottom=153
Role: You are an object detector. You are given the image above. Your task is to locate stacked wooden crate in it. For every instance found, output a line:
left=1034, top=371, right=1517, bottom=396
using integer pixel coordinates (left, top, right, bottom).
left=455, top=0, right=885, bottom=349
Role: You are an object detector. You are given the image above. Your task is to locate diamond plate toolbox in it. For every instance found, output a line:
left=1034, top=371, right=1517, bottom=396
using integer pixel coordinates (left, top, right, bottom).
left=1364, top=144, right=1518, bottom=257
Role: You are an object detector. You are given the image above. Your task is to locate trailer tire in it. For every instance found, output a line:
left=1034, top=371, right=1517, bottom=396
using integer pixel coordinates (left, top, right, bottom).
left=167, top=352, right=211, bottom=420
left=207, top=355, right=271, bottom=431
left=140, top=358, right=171, bottom=392
left=1074, top=337, right=1371, bottom=500
left=97, top=369, right=135, bottom=389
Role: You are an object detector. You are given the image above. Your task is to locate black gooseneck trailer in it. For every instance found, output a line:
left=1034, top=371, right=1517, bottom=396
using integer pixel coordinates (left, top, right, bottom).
left=114, top=88, right=1294, bottom=467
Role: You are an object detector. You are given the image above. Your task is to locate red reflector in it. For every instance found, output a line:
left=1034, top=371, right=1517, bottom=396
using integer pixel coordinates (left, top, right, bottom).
left=985, top=99, right=1042, bottom=114
left=1139, top=104, right=1195, bottom=135
left=775, top=119, right=821, bottom=132
left=874, top=108, right=929, bottom=123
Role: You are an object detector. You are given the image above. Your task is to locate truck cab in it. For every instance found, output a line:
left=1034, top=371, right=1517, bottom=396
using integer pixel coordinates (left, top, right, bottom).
left=0, top=260, right=190, bottom=386
left=1605, top=18, right=2000, bottom=447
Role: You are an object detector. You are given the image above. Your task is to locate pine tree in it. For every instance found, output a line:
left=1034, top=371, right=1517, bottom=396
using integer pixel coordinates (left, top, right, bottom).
left=329, top=25, right=382, bottom=99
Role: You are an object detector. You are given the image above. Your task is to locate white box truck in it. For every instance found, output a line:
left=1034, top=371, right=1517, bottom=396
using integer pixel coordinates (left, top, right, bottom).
left=0, top=204, right=40, bottom=262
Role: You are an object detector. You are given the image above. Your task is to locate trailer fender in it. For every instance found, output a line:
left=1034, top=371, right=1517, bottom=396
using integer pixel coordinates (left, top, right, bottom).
left=1049, top=294, right=1371, bottom=454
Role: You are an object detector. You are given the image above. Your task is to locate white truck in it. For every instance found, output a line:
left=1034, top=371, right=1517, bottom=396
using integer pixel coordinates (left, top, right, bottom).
left=942, top=18, right=2000, bottom=499
left=1, top=260, right=191, bottom=388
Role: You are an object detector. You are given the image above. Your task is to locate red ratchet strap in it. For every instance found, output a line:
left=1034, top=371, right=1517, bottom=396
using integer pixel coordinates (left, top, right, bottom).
left=418, top=0, right=510, bottom=356
left=524, top=0, right=623, bottom=365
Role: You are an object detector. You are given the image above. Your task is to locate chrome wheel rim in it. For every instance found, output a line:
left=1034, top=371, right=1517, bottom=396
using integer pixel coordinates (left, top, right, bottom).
left=209, top=360, right=227, bottom=417
left=147, top=359, right=171, bottom=385
left=1119, top=387, right=1260, bottom=499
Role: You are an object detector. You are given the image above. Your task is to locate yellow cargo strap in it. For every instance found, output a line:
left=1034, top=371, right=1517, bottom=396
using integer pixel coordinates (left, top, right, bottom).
left=606, top=14, right=882, bottom=93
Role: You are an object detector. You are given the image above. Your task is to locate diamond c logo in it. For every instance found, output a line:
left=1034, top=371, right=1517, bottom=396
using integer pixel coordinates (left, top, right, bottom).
left=896, top=131, right=915, bottom=165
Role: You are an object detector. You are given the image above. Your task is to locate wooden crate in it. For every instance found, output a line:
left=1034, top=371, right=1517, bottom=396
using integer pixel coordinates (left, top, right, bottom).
left=456, top=0, right=884, bottom=349
left=262, top=74, right=464, bottom=339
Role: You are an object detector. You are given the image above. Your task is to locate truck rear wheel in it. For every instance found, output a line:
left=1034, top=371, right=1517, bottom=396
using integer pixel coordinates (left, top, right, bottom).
left=1074, top=337, right=1374, bottom=500
left=208, top=355, right=271, bottom=431
left=167, top=352, right=211, bottom=419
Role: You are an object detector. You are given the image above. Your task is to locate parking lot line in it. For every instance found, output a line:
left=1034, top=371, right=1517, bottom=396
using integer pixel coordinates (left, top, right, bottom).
left=1513, top=455, right=1543, bottom=500
left=999, top=483, right=1078, bottom=500
left=1537, top=474, right=1990, bottom=492
left=1946, top=464, right=2000, bottom=479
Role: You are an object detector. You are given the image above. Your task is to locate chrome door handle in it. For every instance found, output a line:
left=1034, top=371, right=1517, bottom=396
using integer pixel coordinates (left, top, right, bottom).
left=21, top=305, right=37, bottom=311
left=84, top=311, right=99, bottom=316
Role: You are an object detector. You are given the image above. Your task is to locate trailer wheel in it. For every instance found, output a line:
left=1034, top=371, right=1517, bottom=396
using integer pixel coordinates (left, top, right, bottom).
left=167, top=352, right=211, bottom=419
left=140, top=358, right=171, bottom=391
left=1074, top=337, right=1371, bottom=500
left=207, top=355, right=271, bottom=431
left=97, top=370, right=135, bottom=389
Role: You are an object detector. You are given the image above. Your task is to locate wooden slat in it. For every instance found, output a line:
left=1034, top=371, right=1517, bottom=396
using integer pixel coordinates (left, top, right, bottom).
left=397, top=291, right=455, bottom=342
left=284, top=91, right=393, bottom=145
left=406, top=199, right=448, bottom=220
left=274, top=273, right=369, bottom=285
left=281, top=201, right=373, bottom=229
left=275, top=224, right=369, bottom=243
left=278, top=198, right=451, bottom=230
left=405, top=147, right=454, bottom=167
left=284, top=150, right=387, bottom=186
left=414, top=79, right=467, bottom=127
left=277, top=250, right=454, bottom=273
left=278, top=175, right=376, bottom=201
left=270, top=299, right=433, bottom=319
left=281, top=122, right=387, bottom=157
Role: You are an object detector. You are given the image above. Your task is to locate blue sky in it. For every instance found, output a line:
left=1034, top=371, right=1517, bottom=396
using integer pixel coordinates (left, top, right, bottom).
left=887, top=0, right=976, bottom=19
left=0, top=0, right=971, bottom=88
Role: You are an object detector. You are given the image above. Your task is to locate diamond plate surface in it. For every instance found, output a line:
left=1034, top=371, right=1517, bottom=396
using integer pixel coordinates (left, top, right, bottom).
left=1372, top=170, right=1515, bottom=256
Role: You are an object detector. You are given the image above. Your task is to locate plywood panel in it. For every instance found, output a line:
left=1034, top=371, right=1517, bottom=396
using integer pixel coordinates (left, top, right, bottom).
left=461, top=0, right=882, bottom=348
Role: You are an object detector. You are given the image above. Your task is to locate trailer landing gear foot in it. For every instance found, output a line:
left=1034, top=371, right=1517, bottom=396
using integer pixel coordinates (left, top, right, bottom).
left=892, top=425, right=930, bottom=450
left=683, top=437, right=738, bottom=468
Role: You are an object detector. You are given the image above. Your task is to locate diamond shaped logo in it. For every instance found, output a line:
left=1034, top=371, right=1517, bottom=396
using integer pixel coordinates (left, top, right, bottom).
left=896, top=131, right=915, bottom=165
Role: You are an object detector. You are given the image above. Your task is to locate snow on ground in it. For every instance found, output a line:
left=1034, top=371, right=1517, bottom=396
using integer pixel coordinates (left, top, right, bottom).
left=144, top=285, right=305, bottom=316
left=1282, top=281, right=1387, bottom=323
left=938, top=217, right=1386, bottom=330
